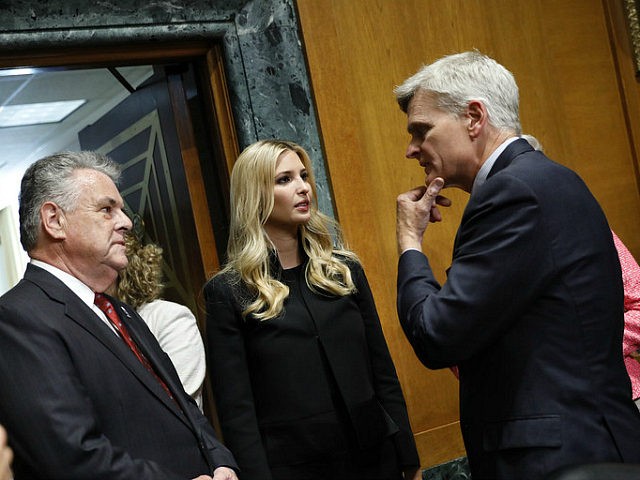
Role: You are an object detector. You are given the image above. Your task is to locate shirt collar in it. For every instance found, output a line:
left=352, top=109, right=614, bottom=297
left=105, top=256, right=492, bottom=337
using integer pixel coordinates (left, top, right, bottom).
left=30, top=259, right=96, bottom=309
left=471, top=136, right=519, bottom=194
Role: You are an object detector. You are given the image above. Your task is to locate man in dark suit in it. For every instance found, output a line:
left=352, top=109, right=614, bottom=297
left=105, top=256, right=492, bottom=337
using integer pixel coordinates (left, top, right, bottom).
left=0, top=151, right=239, bottom=480
left=394, top=51, right=640, bottom=479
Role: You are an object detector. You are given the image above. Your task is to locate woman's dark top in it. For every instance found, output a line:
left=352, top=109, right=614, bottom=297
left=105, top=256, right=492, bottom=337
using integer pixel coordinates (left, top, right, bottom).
left=204, top=256, right=419, bottom=480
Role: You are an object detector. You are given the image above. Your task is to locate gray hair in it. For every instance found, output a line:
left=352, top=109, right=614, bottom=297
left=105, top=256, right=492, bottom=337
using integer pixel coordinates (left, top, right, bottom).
left=19, top=151, right=121, bottom=252
left=394, top=51, right=521, bottom=134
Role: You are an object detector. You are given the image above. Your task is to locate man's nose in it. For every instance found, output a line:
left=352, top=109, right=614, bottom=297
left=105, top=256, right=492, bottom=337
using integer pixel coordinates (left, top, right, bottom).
left=406, top=142, right=420, bottom=159
left=119, top=210, right=133, bottom=231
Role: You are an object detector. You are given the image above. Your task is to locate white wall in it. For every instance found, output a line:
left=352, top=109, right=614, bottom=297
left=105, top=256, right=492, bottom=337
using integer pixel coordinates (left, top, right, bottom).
left=0, top=168, right=28, bottom=294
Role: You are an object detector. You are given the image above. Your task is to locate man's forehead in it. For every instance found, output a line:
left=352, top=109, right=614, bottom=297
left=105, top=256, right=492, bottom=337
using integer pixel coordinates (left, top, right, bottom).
left=406, top=91, right=438, bottom=118
left=406, top=103, right=435, bottom=129
left=71, top=170, right=122, bottom=203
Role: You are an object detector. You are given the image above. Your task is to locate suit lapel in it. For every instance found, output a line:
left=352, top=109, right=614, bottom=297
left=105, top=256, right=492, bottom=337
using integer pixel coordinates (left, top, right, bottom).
left=451, top=138, right=535, bottom=261
left=24, top=265, right=187, bottom=423
left=25, top=265, right=136, bottom=364
left=111, top=298, right=210, bottom=440
left=109, top=298, right=191, bottom=410
left=98, top=295, right=195, bottom=424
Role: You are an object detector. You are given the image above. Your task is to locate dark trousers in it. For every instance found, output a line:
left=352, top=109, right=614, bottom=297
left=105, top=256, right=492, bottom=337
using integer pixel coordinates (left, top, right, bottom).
left=269, top=436, right=403, bottom=480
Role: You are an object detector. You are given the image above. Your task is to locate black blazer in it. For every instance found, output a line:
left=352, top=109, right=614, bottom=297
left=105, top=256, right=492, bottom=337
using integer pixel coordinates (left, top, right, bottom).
left=0, top=263, right=237, bottom=480
left=397, top=139, right=640, bottom=479
left=205, top=256, right=419, bottom=480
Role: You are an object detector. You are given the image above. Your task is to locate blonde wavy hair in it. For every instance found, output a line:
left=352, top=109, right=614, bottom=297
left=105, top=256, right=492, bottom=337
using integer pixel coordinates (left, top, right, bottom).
left=218, top=139, right=359, bottom=321
left=116, top=234, right=164, bottom=309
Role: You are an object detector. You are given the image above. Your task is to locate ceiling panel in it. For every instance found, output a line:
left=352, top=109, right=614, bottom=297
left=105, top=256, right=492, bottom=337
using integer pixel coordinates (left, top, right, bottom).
left=0, top=65, right=153, bottom=207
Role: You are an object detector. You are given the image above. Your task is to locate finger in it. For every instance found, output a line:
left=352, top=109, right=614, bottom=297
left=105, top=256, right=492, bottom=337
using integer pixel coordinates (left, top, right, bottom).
left=430, top=205, right=442, bottom=222
left=418, top=177, right=444, bottom=211
left=426, top=177, right=444, bottom=198
left=435, top=194, right=452, bottom=207
left=397, top=187, right=427, bottom=208
left=400, top=185, right=427, bottom=201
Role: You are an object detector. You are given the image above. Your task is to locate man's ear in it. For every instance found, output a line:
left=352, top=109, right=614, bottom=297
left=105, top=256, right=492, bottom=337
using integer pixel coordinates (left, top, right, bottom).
left=40, top=202, right=67, bottom=240
left=466, top=100, right=488, bottom=138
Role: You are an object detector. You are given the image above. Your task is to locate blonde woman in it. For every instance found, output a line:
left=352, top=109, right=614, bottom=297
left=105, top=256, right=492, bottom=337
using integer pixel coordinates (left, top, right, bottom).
left=205, top=140, right=420, bottom=480
left=116, top=234, right=206, bottom=410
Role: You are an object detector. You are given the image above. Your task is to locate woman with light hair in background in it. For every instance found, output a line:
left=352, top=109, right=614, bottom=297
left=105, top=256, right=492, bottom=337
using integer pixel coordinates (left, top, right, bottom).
left=204, top=139, right=420, bottom=480
left=115, top=231, right=206, bottom=410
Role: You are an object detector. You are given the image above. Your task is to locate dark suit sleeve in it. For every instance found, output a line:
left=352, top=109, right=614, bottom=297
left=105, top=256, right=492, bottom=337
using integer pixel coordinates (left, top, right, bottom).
left=352, top=264, right=420, bottom=468
left=397, top=173, right=552, bottom=369
left=116, top=300, right=238, bottom=473
left=191, top=410, right=240, bottom=471
left=0, top=302, right=184, bottom=480
left=204, top=277, right=273, bottom=480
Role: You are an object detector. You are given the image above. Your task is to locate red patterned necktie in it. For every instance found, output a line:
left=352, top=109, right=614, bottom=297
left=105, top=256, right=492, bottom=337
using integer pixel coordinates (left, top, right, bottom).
left=94, top=293, right=175, bottom=401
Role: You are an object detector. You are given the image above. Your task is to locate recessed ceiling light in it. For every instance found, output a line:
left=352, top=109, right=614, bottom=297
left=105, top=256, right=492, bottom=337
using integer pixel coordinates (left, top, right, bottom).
left=0, top=67, right=37, bottom=77
left=0, top=100, right=86, bottom=128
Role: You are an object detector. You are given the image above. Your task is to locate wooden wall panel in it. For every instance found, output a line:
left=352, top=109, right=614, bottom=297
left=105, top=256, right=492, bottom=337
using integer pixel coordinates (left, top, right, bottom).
left=297, top=0, right=640, bottom=468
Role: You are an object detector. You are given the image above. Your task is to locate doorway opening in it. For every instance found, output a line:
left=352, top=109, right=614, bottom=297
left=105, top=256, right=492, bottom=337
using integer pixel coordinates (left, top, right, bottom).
left=0, top=42, right=239, bottom=427
left=0, top=42, right=237, bottom=299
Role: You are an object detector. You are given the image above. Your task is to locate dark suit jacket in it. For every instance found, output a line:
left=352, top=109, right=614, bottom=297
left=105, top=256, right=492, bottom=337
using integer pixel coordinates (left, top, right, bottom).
left=0, top=263, right=237, bottom=480
left=205, top=256, right=419, bottom=480
left=397, top=139, right=640, bottom=479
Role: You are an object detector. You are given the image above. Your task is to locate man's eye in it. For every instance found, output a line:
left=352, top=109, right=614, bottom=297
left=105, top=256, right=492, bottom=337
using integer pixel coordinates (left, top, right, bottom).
left=410, top=125, right=430, bottom=138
